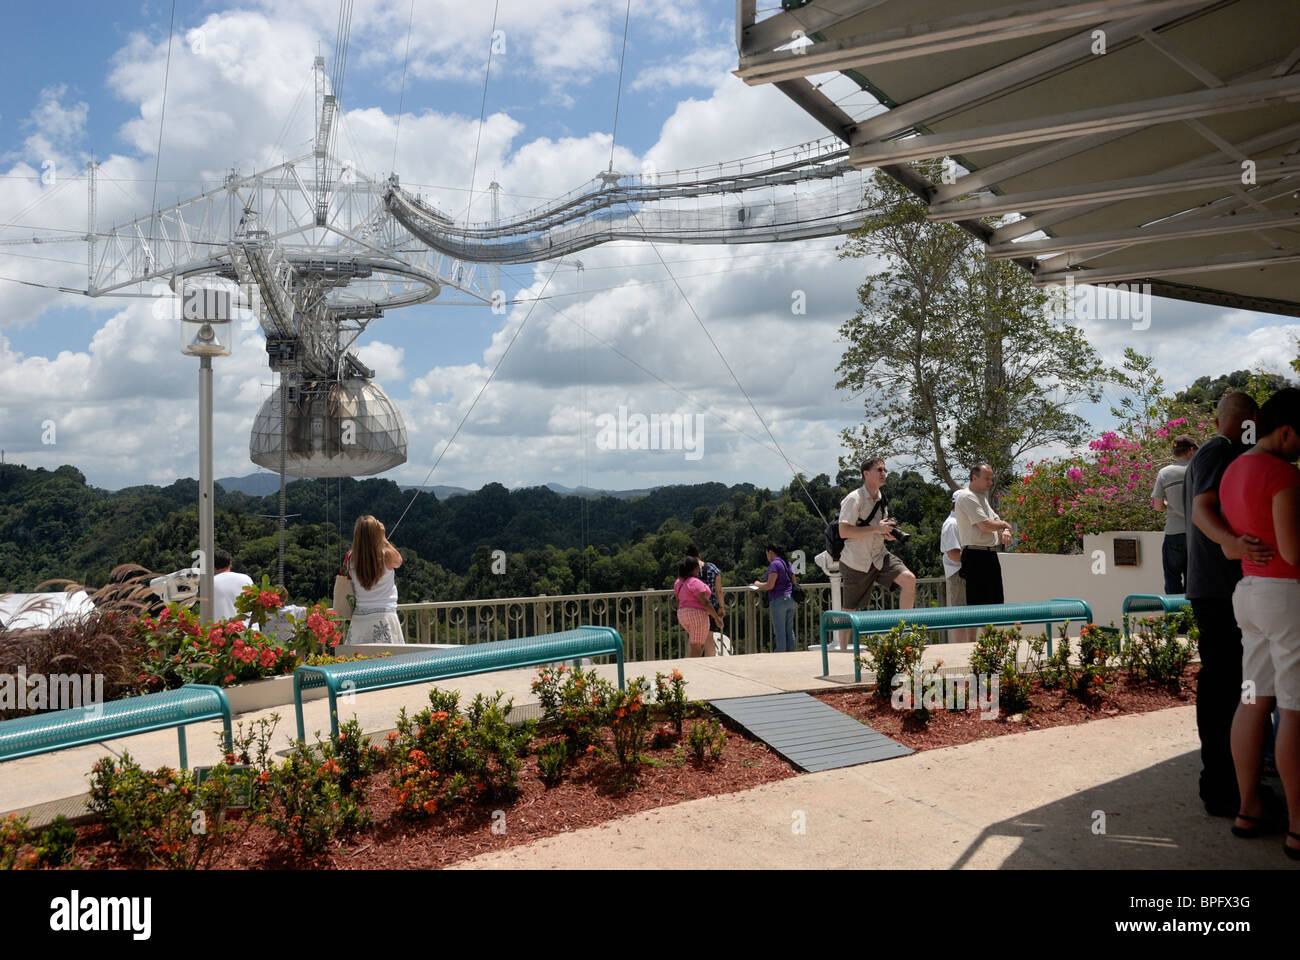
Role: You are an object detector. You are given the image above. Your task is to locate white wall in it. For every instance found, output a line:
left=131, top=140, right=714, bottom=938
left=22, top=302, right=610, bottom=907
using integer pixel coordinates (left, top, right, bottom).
left=999, top=531, right=1168, bottom=628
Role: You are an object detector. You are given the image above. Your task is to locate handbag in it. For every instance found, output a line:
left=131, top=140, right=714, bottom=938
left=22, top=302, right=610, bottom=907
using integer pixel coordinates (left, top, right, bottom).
left=787, top=559, right=806, bottom=603
left=332, top=551, right=355, bottom=619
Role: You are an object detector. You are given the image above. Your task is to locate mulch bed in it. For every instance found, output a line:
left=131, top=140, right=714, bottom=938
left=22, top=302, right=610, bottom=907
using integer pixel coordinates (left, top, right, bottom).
left=34, top=670, right=1199, bottom=870
left=814, top=664, right=1199, bottom=752
left=56, top=719, right=796, bottom=870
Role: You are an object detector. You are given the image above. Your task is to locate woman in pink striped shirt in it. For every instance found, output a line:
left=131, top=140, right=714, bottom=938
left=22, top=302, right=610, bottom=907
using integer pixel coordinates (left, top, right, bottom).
left=674, top=556, right=723, bottom=657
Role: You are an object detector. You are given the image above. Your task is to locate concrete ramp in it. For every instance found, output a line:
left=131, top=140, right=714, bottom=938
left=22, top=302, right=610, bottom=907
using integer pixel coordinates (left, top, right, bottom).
left=710, top=692, right=911, bottom=772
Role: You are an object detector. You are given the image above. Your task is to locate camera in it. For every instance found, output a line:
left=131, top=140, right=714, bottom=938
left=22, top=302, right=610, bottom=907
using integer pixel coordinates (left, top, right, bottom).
left=889, top=526, right=911, bottom=544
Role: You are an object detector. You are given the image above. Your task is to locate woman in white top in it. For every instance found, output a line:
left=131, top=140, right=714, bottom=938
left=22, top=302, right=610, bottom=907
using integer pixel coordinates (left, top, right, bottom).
left=346, top=514, right=404, bottom=644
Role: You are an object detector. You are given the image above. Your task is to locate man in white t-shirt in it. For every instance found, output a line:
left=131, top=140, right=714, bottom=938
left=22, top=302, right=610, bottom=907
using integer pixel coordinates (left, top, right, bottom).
left=212, top=549, right=253, bottom=621
left=939, top=491, right=974, bottom=643
left=954, top=464, right=1013, bottom=606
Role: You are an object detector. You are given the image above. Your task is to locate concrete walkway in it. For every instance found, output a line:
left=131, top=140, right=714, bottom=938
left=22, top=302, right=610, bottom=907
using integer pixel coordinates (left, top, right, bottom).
left=3, top=645, right=1288, bottom=869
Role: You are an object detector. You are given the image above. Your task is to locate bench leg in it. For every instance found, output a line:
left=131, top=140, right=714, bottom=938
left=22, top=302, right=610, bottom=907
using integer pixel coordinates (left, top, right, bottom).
left=820, top=622, right=829, bottom=677
left=177, top=727, right=188, bottom=770
left=853, top=632, right=861, bottom=684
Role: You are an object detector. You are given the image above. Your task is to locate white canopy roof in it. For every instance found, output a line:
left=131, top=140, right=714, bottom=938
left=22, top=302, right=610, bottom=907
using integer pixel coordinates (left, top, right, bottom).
left=736, top=0, right=1300, bottom=317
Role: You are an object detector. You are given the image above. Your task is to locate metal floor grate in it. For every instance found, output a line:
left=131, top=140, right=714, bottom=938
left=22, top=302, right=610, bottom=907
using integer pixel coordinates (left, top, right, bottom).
left=710, top=692, right=912, bottom=773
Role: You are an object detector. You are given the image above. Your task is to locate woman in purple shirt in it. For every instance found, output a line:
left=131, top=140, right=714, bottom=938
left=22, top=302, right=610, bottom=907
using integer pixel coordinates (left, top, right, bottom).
left=752, top=543, right=797, bottom=652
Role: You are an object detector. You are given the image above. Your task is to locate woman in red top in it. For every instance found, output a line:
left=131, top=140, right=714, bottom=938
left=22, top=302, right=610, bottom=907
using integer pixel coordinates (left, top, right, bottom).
left=1219, top=388, right=1300, bottom=860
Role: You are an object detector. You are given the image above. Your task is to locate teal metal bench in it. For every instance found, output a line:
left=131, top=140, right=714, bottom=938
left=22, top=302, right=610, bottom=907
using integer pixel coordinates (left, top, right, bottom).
left=1121, top=593, right=1191, bottom=638
left=819, top=599, right=1094, bottom=682
left=294, top=626, right=626, bottom=740
left=0, top=684, right=232, bottom=770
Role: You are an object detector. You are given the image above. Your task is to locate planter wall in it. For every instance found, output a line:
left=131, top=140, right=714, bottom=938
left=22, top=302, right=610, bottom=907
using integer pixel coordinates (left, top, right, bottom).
left=223, top=674, right=326, bottom=715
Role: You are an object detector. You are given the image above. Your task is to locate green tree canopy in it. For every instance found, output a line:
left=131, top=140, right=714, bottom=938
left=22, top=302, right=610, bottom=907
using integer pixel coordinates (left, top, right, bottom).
left=836, top=166, right=1116, bottom=492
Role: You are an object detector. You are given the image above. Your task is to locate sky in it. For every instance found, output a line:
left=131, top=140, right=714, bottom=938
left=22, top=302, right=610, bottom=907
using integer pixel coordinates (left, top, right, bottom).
left=1, top=0, right=1297, bottom=498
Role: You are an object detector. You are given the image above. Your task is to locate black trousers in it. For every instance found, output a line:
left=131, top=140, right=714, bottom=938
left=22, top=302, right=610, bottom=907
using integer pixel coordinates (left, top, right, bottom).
left=960, top=548, right=1003, bottom=606
left=1189, top=596, right=1243, bottom=808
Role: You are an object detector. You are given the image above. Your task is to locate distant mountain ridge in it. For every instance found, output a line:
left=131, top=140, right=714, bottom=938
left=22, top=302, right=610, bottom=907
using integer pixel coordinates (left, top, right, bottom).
left=219, top=473, right=659, bottom=501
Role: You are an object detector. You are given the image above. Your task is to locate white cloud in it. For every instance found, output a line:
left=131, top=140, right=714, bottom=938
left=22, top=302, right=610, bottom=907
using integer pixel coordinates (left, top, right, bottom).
left=632, top=45, right=734, bottom=91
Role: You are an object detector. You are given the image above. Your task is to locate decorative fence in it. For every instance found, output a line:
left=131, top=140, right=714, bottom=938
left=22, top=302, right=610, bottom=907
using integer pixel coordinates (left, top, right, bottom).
left=394, top=577, right=951, bottom=663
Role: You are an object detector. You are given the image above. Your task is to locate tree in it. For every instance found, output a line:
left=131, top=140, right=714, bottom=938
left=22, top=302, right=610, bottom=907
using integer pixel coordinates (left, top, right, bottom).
left=1173, top=368, right=1293, bottom=412
left=835, top=167, right=1115, bottom=492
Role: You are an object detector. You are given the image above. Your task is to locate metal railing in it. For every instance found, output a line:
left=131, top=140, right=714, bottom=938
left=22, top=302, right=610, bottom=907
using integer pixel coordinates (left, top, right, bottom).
left=392, top=577, right=950, bottom=663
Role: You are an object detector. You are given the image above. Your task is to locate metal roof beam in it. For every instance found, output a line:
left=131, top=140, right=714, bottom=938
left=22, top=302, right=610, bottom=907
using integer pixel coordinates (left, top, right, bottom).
left=1034, top=177, right=1300, bottom=270
left=990, top=119, right=1300, bottom=242
left=849, top=76, right=1300, bottom=166
left=1138, top=29, right=1223, bottom=87
left=989, top=207, right=1300, bottom=259
left=737, top=0, right=1202, bottom=85
left=930, top=156, right=1300, bottom=220
left=1035, top=246, right=1300, bottom=285
left=773, top=77, right=861, bottom=142
left=737, top=0, right=888, bottom=57
left=848, top=0, right=1222, bottom=142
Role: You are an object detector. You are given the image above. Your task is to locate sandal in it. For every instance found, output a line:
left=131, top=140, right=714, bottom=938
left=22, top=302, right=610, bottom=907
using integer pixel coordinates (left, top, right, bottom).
left=1231, top=812, right=1283, bottom=839
left=1286, top=832, right=1300, bottom=861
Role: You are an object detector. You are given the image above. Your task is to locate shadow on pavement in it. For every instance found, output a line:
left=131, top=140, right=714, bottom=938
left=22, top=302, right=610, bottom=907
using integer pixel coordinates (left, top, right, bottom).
left=953, top=749, right=1293, bottom=870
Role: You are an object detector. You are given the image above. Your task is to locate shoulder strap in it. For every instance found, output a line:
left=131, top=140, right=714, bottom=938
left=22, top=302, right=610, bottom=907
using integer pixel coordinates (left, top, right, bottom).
left=864, top=491, right=887, bottom=526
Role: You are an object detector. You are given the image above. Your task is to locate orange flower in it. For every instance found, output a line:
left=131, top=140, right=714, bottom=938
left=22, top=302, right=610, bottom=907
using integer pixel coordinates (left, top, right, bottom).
left=423, top=799, right=438, bottom=814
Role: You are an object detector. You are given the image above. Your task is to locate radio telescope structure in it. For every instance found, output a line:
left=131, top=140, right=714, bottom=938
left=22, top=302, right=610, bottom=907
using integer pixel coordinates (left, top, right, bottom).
left=36, top=58, right=879, bottom=483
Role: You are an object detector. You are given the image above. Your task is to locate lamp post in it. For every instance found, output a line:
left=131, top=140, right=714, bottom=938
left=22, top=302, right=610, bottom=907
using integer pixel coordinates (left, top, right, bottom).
left=178, top=281, right=235, bottom=625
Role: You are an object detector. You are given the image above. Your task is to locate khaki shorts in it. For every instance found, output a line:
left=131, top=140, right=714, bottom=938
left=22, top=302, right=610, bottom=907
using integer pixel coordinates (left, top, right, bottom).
left=946, top=573, right=966, bottom=606
left=842, top=553, right=910, bottom=610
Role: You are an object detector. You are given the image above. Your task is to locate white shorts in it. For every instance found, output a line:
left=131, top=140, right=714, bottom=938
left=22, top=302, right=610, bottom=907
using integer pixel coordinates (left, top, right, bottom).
left=1232, top=577, right=1300, bottom=710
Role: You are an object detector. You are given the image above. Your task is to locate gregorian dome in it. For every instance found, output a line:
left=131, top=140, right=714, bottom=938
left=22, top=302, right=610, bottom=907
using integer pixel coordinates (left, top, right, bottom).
left=249, top=379, right=407, bottom=478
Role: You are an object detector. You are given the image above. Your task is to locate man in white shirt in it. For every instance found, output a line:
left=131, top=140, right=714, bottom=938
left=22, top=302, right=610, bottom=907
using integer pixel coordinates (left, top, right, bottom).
left=212, top=549, right=253, bottom=621
left=939, top=491, right=975, bottom=643
left=1150, top=434, right=1198, bottom=593
left=837, top=457, right=916, bottom=613
left=954, top=463, right=1013, bottom=606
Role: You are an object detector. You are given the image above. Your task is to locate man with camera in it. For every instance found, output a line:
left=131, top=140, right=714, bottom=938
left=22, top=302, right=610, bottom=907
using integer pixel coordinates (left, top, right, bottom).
left=955, top=463, right=1013, bottom=605
left=837, top=457, right=917, bottom=614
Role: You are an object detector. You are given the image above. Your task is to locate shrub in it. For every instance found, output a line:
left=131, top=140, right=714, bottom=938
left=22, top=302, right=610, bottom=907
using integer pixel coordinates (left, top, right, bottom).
left=34, top=815, right=77, bottom=867
left=856, top=622, right=928, bottom=701
left=537, top=739, right=567, bottom=786
left=1040, top=633, right=1073, bottom=690
left=1002, top=411, right=1216, bottom=554
left=1121, top=613, right=1198, bottom=690
left=606, top=677, right=653, bottom=778
left=263, top=737, right=371, bottom=854
left=969, top=625, right=1041, bottom=716
left=970, top=624, right=1033, bottom=677
left=0, top=814, right=30, bottom=870
left=333, top=717, right=385, bottom=793
left=86, top=752, right=240, bottom=869
left=388, top=689, right=536, bottom=819
left=1076, top=623, right=1115, bottom=700
left=654, top=669, right=689, bottom=735
left=687, top=715, right=727, bottom=764
left=531, top=664, right=611, bottom=749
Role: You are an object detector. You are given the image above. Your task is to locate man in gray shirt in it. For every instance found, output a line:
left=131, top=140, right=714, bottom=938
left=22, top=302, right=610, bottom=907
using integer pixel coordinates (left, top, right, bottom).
left=1150, top=435, right=1198, bottom=594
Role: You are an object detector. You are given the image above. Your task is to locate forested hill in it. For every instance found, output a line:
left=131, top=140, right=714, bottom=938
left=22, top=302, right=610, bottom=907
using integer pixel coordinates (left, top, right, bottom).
left=0, top=463, right=951, bottom=603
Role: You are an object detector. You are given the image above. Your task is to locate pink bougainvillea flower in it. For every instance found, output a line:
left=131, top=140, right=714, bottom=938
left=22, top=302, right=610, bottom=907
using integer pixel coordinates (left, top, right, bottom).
left=1067, top=467, right=1083, bottom=480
